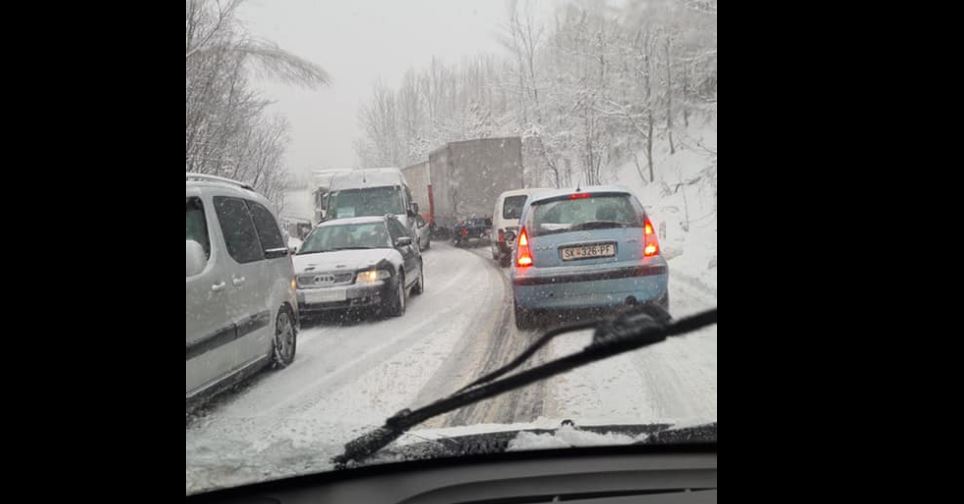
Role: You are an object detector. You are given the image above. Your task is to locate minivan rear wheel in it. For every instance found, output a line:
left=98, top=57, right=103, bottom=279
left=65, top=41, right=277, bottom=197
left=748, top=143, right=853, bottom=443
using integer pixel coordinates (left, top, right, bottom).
left=271, top=307, right=296, bottom=368
left=499, top=253, right=511, bottom=268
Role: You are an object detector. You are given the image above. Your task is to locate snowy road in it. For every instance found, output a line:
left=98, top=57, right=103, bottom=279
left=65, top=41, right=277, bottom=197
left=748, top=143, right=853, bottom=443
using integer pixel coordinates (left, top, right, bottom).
left=186, top=242, right=717, bottom=493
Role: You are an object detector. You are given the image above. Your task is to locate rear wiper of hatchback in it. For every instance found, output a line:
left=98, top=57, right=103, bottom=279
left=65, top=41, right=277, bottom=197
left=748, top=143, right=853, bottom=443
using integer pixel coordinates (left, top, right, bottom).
left=332, top=306, right=717, bottom=468
left=571, top=221, right=630, bottom=230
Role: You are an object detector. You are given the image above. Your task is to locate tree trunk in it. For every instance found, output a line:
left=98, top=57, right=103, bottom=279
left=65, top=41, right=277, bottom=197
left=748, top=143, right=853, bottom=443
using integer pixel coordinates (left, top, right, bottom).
left=682, top=63, right=690, bottom=128
left=644, top=34, right=655, bottom=183
left=665, top=36, right=675, bottom=155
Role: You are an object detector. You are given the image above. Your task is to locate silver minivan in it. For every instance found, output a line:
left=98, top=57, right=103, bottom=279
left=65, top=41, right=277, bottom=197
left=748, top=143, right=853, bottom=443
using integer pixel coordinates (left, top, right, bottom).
left=186, top=174, right=299, bottom=408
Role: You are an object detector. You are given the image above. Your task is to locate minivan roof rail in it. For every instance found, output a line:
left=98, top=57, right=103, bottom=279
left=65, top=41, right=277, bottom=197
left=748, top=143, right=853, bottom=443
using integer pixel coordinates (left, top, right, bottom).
left=186, top=173, right=254, bottom=191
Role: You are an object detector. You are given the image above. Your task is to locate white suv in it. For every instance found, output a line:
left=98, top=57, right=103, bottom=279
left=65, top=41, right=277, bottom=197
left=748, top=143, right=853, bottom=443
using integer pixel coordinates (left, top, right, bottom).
left=186, top=173, right=299, bottom=408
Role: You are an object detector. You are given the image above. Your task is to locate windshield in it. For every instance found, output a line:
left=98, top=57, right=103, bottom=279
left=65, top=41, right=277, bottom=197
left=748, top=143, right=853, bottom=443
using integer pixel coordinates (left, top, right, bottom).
left=186, top=0, right=716, bottom=496
left=299, top=222, right=391, bottom=253
left=328, top=186, right=404, bottom=218
left=503, top=195, right=528, bottom=220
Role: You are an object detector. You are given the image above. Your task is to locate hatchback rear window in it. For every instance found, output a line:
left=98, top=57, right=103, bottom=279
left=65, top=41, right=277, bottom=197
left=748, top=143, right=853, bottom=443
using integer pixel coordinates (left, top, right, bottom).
left=526, top=194, right=642, bottom=237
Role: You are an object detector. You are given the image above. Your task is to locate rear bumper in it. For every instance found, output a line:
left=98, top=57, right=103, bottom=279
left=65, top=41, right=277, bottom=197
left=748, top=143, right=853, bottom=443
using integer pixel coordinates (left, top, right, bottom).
left=512, top=261, right=669, bottom=310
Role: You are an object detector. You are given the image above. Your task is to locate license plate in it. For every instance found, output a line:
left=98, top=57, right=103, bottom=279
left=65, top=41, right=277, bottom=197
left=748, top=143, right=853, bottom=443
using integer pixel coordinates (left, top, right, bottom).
left=561, top=243, right=616, bottom=260
left=305, top=288, right=347, bottom=304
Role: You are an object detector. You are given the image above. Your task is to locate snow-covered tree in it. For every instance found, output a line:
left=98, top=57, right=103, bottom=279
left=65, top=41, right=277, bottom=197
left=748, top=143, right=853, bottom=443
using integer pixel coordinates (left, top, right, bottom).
left=185, top=0, right=328, bottom=209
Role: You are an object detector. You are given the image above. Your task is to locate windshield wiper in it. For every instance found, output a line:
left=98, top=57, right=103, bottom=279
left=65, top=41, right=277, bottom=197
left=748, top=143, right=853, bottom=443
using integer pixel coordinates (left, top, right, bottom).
left=331, top=306, right=717, bottom=469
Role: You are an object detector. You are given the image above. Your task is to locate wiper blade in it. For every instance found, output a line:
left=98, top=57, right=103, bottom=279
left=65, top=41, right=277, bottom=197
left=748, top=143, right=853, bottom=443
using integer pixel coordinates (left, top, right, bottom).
left=572, top=221, right=629, bottom=230
left=331, top=306, right=716, bottom=469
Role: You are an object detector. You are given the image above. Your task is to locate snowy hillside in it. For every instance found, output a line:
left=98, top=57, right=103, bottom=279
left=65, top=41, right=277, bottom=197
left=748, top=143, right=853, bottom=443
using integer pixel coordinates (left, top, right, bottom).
left=610, top=114, right=717, bottom=291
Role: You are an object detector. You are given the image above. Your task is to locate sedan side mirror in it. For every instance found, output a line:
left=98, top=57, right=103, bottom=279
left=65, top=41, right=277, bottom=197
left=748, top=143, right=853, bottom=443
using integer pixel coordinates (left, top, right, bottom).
left=395, top=236, right=413, bottom=248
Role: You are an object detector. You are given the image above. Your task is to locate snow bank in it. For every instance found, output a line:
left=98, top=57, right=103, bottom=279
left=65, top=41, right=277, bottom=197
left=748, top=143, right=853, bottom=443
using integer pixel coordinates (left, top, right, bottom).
left=609, top=116, right=717, bottom=291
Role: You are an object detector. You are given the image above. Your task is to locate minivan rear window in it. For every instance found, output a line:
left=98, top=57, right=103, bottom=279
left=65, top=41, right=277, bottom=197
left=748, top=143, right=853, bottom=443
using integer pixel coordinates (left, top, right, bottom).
left=526, top=194, right=642, bottom=237
left=502, top=195, right=528, bottom=220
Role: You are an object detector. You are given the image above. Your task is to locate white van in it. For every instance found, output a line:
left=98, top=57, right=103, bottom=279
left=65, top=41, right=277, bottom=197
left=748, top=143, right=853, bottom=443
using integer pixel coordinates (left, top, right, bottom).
left=490, top=188, right=550, bottom=267
left=323, top=168, right=422, bottom=248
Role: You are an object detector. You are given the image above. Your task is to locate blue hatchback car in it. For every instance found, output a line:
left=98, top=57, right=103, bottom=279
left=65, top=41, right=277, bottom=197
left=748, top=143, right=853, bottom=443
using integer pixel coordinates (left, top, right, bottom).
left=510, top=187, right=669, bottom=329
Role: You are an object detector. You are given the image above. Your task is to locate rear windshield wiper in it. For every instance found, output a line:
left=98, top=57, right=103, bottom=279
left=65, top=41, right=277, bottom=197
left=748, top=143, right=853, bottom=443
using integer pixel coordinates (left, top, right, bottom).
left=331, top=305, right=717, bottom=468
left=571, top=221, right=631, bottom=231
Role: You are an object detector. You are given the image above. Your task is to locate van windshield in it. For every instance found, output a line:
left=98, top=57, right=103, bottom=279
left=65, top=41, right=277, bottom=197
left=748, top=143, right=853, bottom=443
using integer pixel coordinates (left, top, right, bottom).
left=328, top=186, right=404, bottom=218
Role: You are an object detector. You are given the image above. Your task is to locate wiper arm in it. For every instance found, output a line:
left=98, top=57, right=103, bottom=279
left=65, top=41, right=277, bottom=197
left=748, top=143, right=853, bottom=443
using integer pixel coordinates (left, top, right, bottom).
left=456, top=304, right=673, bottom=393
left=331, top=307, right=717, bottom=469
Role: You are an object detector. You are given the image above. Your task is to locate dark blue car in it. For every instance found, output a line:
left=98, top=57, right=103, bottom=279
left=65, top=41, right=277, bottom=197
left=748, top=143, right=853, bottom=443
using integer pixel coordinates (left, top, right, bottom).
left=452, top=217, right=492, bottom=247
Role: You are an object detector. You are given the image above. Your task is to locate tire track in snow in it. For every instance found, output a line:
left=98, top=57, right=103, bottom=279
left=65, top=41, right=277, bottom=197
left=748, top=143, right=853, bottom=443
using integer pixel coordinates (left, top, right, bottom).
left=417, top=245, right=548, bottom=428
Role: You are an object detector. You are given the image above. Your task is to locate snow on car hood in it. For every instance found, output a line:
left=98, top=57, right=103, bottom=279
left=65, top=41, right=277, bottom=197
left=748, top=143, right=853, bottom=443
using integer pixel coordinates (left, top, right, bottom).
left=293, top=248, right=402, bottom=273
left=388, top=416, right=716, bottom=456
left=395, top=419, right=650, bottom=450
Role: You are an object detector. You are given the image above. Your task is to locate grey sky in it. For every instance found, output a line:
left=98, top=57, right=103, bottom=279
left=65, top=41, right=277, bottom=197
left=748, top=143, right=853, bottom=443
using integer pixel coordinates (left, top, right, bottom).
left=238, top=0, right=531, bottom=175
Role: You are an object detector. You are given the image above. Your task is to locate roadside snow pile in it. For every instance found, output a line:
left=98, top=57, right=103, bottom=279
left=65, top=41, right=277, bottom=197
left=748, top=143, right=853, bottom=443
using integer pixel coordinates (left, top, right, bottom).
left=506, top=424, right=648, bottom=451
left=611, top=117, right=717, bottom=291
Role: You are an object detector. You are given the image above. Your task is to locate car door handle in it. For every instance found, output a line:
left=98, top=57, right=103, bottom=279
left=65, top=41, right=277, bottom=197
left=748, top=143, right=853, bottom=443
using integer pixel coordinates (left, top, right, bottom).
left=211, top=281, right=226, bottom=292
left=232, top=276, right=246, bottom=286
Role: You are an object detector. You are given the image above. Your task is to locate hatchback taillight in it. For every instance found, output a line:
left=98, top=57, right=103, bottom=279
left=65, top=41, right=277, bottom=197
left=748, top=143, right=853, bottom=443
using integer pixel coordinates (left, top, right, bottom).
left=516, top=227, right=533, bottom=267
left=498, top=229, right=505, bottom=244
left=643, top=216, right=660, bottom=257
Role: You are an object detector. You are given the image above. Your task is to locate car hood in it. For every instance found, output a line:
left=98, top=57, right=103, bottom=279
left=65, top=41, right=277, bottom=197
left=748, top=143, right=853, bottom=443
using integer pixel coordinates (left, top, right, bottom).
left=293, top=248, right=401, bottom=273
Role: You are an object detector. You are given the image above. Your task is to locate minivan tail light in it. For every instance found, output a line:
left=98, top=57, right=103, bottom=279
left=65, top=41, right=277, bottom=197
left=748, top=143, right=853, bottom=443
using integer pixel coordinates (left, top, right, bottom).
left=643, top=216, right=660, bottom=257
left=498, top=229, right=505, bottom=244
left=516, top=227, right=533, bottom=267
